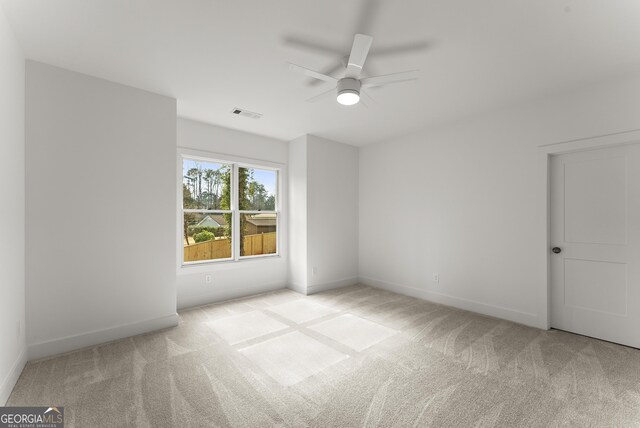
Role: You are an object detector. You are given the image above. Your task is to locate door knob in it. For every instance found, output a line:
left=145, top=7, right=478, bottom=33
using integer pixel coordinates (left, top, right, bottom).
left=552, top=247, right=562, bottom=254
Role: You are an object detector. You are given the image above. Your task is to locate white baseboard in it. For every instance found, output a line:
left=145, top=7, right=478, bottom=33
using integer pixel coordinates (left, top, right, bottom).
left=359, top=276, right=539, bottom=328
left=307, top=276, right=358, bottom=295
left=28, top=313, right=179, bottom=361
left=178, top=281, right=286, bottom=309
left=0, top=348, right=27, bottom=405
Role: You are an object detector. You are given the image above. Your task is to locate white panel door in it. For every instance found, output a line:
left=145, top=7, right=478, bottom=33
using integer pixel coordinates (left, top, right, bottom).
left=551, top=144, right=640, bottom=347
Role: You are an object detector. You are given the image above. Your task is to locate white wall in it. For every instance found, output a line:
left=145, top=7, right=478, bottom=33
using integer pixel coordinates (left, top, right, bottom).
left=359, top=72, right=640, bottom=328
left=287, top=135, right=359, bottom=294
left=288, top=136, right=307, bottom=294
left=176, top=118, right=289, bottom=308
left=0, top=6, right=26, bottom=404
left=26, top=62, right=178, bottom=359
left=306, top=135, right=359, bottom=293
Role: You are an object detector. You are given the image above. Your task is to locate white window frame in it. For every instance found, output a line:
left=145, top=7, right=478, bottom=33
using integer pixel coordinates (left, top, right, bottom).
left=178, top=149, right=282, bottom=268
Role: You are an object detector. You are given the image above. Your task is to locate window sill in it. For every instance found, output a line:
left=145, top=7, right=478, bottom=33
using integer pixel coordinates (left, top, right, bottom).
left=177, top=254, right=282, bottom=275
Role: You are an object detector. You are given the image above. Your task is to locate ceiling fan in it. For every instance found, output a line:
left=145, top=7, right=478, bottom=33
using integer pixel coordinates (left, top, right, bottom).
left=288, top=33, right=419, bottom=106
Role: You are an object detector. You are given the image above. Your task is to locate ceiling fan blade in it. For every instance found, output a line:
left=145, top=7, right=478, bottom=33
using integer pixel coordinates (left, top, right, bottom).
left=306, top=87, right=336, bottom=103
left=308, top=58, right=348, bottom=86
left=360, top=89, right=377, bottom=105
left=355, top=0, right=381, bottom=35
left=345, top=34, right=373, bottom=79
left=289, top=63, right=338, bottom=84
left=361, top=70, right=419, bottom=88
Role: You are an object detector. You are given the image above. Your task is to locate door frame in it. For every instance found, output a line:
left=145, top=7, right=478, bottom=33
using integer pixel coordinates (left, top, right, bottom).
left=537, top=129, right=640, bottom=330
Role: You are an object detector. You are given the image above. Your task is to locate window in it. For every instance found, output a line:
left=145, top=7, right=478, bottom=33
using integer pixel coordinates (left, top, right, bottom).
left=238, top=167, right=278, bottom=257
left=181, top=156, right=279, bottom=264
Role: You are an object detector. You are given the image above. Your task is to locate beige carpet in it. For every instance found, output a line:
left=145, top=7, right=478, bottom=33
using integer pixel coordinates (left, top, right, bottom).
left=8, top=285, right=640, bottom=427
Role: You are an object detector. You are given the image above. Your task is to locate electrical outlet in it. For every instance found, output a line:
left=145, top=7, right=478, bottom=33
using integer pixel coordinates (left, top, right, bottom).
left=311, top=267, right=318, bottom=276
left=205, top=274, right=212, bottom=283
left=433, top=273, right=439, bottom=283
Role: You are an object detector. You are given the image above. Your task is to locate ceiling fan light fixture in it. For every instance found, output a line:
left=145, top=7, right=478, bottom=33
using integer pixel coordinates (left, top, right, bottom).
left=337, top=90, right=360, bottom=105
left=336, top=78, right=361, bottom=106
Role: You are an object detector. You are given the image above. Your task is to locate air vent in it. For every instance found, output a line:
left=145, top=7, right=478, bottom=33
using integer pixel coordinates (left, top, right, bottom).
left=231, top=108, right=262, bottom=120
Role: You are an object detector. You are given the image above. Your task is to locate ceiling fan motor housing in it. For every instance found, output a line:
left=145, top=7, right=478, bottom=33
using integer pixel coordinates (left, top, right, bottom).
left=337, top=78, right=361, bottom=97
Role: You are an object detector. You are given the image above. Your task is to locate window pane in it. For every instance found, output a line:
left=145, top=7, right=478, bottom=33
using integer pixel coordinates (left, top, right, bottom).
left=183, top=212, right=232, bottom=262
left=239, top=167, right=277, bottom=211
left=240, top=213, right=277, bottom=257
left=183, top=159, right=231, bottom=210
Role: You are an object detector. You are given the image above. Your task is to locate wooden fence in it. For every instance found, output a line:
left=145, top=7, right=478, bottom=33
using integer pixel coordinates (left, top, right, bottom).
left=184, top=232, right=276, bottom=262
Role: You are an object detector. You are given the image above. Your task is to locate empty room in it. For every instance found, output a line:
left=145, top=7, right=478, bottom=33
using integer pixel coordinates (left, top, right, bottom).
left=2, top=1, right=640, bottom=426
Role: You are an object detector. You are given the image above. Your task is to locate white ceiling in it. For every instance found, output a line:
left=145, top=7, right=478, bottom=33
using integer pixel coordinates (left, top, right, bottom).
left=2, top=0, right=640, bottom=146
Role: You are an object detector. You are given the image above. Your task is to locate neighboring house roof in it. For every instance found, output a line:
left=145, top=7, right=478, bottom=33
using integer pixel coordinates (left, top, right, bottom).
left=196, top=214, right=227, bottom=228
left=246, top=213, right=276, bottom=227
left=195, top=214, right=274, bottom=228
left=210, top=214, right=228, bottom=226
